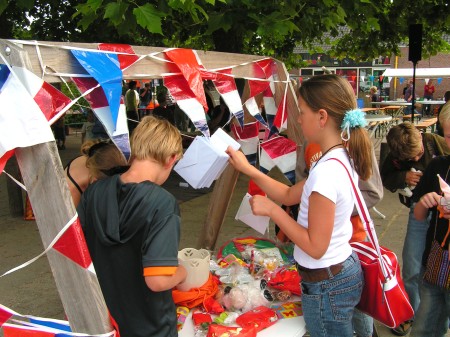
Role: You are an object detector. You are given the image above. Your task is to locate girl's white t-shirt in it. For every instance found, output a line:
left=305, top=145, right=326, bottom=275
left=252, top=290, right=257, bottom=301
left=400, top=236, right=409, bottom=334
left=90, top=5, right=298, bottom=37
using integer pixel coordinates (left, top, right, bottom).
left=293, top=148, right=356, bottom=268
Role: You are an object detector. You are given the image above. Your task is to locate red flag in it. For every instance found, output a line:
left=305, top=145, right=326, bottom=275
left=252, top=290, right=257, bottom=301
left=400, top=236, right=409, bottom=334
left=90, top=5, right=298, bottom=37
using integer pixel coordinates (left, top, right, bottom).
left=98, top=43, right=139, bottom=70
left=53, top=217, right=92, bottom=269
left=164, top=49, right=208, bottom=110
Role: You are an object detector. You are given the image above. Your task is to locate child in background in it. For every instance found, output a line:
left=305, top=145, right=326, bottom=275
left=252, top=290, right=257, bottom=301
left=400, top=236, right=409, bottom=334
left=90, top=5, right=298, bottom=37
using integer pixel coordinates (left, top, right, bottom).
left=64, top=139, right=128, bottom=207
left=411, top=103, right=450, bottom=337
left=227, top=74, right=373, bottom=336
left=81, top=110, right=96, bottom=144
left=380, top=122, right=450, bottom=335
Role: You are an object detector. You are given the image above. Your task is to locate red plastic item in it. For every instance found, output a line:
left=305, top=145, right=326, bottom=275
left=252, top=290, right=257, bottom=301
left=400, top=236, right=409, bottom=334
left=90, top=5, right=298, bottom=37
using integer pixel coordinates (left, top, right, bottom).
left=267, top=268, right=301, bottom=296
left=206, top=324, right=257, bottom=337
left=192, top=312, right=213, bottom=326
left=235, top=306, right=278, bottom=333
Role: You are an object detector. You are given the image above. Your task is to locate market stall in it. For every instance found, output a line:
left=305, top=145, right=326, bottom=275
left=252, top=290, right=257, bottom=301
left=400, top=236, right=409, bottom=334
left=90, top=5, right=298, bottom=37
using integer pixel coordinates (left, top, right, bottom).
left=0, top=39, right=303, bottom=336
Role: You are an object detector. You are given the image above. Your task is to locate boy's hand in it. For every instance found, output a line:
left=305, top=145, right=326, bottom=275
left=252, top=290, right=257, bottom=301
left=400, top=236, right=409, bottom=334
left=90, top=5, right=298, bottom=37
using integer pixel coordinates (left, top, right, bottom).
left=406, top=170, right=423, bottom=186
left=418, top=192, right=440, bottom=209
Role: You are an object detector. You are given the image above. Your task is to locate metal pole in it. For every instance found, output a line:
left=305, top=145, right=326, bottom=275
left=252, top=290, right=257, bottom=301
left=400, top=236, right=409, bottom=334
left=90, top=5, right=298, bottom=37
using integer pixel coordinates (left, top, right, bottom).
left=411, top=61, right=417, bottom=122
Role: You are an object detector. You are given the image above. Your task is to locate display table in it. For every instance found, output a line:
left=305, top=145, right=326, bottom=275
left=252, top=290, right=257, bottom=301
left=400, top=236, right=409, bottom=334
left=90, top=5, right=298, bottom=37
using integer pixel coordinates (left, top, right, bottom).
left=365, top=114, right=392, bottom=138
left=179, top=311, right=307, bottom=337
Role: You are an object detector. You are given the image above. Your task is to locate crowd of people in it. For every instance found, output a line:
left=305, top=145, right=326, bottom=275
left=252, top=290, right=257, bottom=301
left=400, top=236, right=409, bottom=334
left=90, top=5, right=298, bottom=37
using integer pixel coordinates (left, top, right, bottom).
left=57, top=74, right=449, bottom=337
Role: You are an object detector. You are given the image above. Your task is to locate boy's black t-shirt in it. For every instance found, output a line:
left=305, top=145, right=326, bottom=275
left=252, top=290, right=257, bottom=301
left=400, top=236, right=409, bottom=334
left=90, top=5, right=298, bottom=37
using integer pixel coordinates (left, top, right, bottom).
left=78, top=175, right=180, bottom=337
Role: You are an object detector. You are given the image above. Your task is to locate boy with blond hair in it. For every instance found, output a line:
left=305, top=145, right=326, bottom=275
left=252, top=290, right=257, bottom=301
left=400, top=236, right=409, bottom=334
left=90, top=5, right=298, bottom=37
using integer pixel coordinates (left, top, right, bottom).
left=78, top=116, right=187, bottom=337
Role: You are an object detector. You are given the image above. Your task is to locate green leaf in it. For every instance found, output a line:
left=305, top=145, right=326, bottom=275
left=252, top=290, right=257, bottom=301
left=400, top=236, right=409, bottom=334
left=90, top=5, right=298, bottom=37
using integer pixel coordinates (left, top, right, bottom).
left=104, top=2, right=129, bottom=26
left=75, top=0, right=103, bottom=20
left=367, top=17, right=380, bottom=30
left=133, top=4, right=164, bottom=35
left=77, top=12, right=98, bottom=30
left=0, top=0, right=8, bottom=15
left=84, top=0, right=103, bottom=12
left=16, top=0, right=35, bottom=9
left=207, top=13, right=232, bottom=33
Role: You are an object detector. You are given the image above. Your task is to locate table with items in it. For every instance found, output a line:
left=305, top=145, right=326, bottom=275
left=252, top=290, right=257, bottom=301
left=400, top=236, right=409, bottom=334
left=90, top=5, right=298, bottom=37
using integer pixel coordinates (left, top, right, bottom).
left=175, top=238, right=307, bottom=337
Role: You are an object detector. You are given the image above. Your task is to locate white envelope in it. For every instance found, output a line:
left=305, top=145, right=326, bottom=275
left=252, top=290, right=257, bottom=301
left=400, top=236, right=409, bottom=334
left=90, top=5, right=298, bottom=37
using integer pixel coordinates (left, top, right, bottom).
left=174, top=137, right=217, bottom=188
left=174, top=129, right=241, bottom=189
left=210, top=128, right=241, bottom=152
left=235, top=193, right=270, bottom=235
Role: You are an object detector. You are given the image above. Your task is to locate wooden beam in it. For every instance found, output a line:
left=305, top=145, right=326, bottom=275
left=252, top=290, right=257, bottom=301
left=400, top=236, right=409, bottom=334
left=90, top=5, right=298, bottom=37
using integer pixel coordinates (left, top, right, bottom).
left=9, top=40, right=265, bottom=82
left=1, top=39, right=113, bottom=335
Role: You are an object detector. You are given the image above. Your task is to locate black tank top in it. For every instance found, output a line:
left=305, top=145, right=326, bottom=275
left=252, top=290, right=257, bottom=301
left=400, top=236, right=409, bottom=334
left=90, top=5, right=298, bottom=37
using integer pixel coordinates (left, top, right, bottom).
left=65, top=157, right=83, bottom=195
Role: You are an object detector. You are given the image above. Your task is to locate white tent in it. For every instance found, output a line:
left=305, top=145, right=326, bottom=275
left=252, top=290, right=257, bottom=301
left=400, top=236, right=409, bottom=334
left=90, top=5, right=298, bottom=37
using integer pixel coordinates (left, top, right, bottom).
left=382, top=67, right=450, bottom=78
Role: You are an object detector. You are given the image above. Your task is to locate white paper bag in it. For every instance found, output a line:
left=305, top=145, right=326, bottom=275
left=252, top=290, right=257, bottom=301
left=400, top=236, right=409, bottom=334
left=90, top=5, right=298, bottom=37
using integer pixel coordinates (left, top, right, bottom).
left=235, top=193, right=270, bottom=234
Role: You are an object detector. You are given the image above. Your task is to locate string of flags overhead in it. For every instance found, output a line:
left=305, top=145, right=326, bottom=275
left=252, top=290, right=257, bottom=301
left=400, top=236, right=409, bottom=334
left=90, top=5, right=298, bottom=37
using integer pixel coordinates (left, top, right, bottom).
left=0, top=43, right=292, bottom=173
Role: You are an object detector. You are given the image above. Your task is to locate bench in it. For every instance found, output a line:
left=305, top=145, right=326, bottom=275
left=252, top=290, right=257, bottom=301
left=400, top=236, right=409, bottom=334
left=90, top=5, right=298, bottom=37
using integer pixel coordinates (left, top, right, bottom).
left=415, top=117, right=438, bottom=132
left=401, top=113, right=422, bottom=123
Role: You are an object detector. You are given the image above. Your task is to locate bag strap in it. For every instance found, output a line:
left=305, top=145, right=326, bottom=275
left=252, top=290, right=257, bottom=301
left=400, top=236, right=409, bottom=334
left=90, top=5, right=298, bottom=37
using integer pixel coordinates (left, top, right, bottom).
left=327, top=158, right=393, bottom=280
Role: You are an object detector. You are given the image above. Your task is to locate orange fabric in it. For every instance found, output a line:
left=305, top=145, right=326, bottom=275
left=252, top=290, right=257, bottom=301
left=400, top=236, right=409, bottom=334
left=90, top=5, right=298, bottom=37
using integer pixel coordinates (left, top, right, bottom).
left=172, top=273, right=218, bottom=309
left=24, top=194, right=35, bottom=221
left=350, top=215, right=367, bottom=242
left=143, top=266, right=177, bottom=277
left=304, top=143, right=322, bottom=170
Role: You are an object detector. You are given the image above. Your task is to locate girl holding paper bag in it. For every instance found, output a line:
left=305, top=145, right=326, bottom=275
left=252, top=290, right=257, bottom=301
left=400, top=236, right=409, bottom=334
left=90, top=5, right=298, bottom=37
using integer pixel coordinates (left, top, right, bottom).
left=227, top=74, right=373, bottom=337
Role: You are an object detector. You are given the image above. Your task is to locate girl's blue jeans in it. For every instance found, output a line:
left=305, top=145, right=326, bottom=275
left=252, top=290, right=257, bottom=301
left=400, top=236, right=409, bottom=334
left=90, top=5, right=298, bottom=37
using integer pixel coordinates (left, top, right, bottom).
left=301, top=251, right=363, bottom=337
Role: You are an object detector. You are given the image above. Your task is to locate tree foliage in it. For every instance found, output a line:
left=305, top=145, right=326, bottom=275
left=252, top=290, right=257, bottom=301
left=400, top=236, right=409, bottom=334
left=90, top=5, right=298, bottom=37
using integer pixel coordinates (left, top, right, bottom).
left=1, top=0, right=449, bottom=69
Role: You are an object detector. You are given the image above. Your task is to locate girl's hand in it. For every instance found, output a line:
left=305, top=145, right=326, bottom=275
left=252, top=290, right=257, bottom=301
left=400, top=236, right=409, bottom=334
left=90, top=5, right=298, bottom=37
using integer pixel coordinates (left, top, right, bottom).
left=249, top=195, right=277, bottom=217
left=418, top=192, right=440, bottom=209
left=226, top=146, right=253, bottom=175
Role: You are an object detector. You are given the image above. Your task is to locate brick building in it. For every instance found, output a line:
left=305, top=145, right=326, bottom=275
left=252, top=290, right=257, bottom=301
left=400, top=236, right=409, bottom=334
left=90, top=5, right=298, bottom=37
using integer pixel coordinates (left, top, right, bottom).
left=393, top=46, right=450, bottom=101
left=293, top=36, right=450, bottom=103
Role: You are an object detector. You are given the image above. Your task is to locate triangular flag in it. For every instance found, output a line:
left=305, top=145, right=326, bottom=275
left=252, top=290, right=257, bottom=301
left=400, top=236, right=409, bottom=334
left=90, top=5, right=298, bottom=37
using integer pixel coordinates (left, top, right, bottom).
left=98, top=43, right=139, bottom=70
left=260, top=136, right=297, bottom=184
left=0, top=64, right=54, bottom=173
left=53, top=217, right=93, bottom=269
left=71, top=50, right=122, bottom=129
left=231, top=122, right=260, bottom=166
left=72, top=77, right=131, bottom=159
left=0, top=305, right=14, bottom=326
left=164, top=48, right=208, bottom=110
left=164, top=74, right=210, bottom=137
left=211, top=69, right=244, bottom=127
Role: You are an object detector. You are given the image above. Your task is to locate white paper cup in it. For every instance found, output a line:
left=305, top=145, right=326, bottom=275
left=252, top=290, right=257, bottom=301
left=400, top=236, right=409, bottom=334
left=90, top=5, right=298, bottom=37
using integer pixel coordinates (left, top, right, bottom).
left=177, top=248, right=210, bottom=291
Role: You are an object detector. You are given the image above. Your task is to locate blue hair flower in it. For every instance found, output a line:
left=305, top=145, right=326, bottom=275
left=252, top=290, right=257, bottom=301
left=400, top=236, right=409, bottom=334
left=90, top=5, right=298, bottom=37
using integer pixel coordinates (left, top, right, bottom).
left=340, top=109, right=367, bottom=141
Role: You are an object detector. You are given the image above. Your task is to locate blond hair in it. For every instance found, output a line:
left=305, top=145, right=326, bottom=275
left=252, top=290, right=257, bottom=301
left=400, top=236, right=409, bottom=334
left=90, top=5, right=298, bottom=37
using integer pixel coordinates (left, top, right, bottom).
left=298, top=75, right=373, bottom=180
left=131, top=116, right=183, bottom=165
left=80, top=138, right=103, bottom=156
left=82, top=140, right=128, bottom=179
left=370, top=86, right=378, bottom=93
left=386, top=122, right=422, bottom=161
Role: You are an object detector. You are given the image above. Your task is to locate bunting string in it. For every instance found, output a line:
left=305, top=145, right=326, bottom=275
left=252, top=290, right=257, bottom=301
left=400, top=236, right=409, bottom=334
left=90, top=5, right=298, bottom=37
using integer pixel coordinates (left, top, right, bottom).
left=11, top=40, right=290, bottom=84
left=0, top=213, right=78, bottom=278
